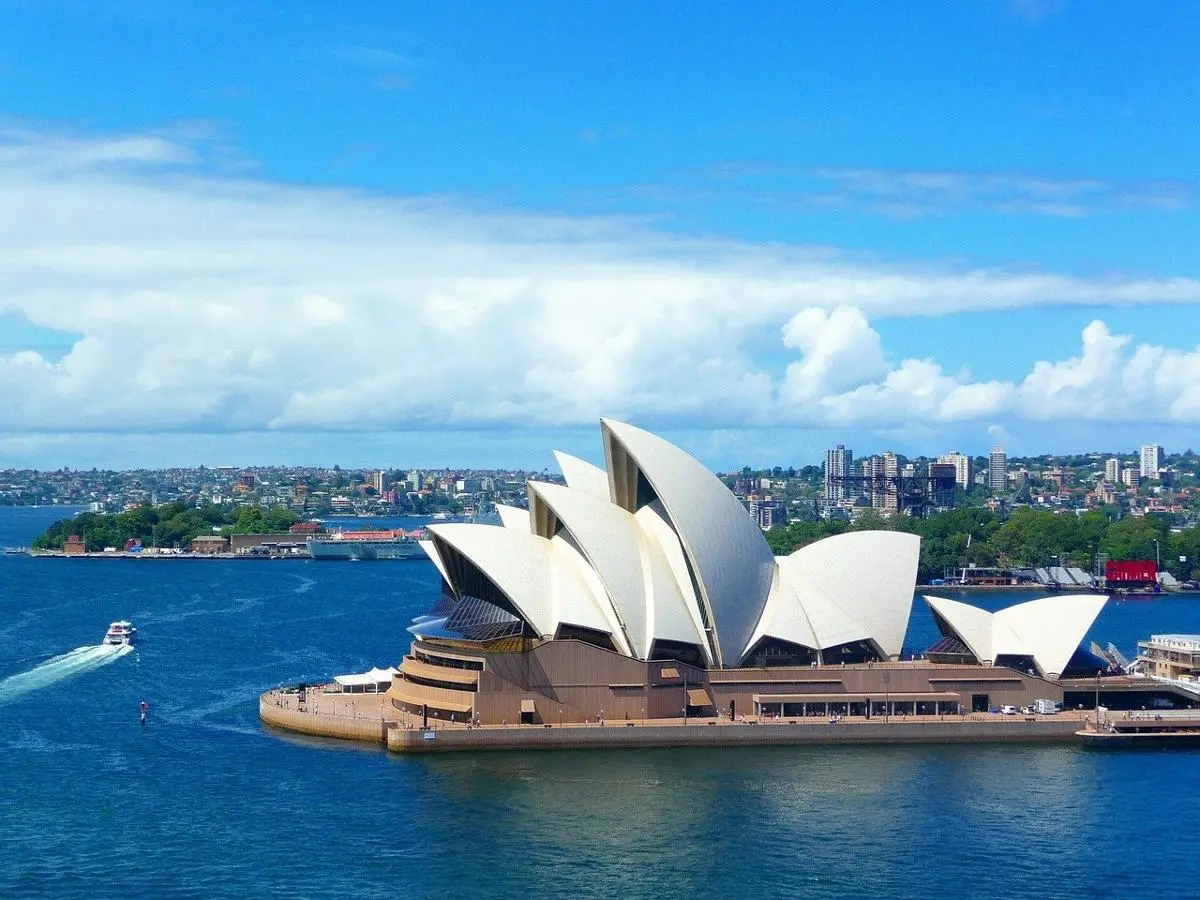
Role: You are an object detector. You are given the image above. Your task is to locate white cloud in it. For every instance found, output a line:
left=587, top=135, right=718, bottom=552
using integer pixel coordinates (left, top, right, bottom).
left=2, top=126, right=1200, bottom=439
left=779, top=317, right=1200, bottom=428
left=780, top=306, right=889, bottom=402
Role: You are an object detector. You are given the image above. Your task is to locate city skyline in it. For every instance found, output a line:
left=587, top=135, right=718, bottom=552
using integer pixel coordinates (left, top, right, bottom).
left=2, top=2, right=1200, bottom=469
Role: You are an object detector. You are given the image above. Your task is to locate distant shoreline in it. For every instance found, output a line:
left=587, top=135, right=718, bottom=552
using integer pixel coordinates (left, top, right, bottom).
left=919, top=583, right=1200, bottom=596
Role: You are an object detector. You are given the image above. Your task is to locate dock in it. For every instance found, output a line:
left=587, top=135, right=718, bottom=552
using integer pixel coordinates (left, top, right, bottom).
left=1078, top=711, right=1200, bottom=748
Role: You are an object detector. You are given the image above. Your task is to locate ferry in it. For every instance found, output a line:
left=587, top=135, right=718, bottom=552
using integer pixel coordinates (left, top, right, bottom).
left=103, top=620, right=137, bottom=646
left=306, top=530, right=426, bottom=561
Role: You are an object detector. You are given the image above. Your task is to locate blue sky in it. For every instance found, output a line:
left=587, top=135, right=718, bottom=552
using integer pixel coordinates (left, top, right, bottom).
left=1, top=1, right=1199, bottom=469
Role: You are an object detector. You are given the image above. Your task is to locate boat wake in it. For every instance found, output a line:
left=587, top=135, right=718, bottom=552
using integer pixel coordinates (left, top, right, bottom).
left=0, top=644, right=134, bottom=705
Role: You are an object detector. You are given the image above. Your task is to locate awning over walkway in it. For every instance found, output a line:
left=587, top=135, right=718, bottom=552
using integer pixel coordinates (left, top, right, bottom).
left=753, top=692, right=961, bottom=704
left=686, top=688, right=711, bottom=706
left=333, top=666, right=398, bottom=687
left=520, top=699, right=536, bottom=713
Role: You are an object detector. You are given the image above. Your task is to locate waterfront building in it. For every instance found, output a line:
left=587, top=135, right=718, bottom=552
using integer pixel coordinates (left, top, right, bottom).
left=190, top=535, right=230, bottom=555
left=988, top=448, right=1007, bottom=495
left=823, top=444, right=852, bottom=508
left=939, top=451, right=973, bottom=489
left=1140, top=444, right=1164, bottom=480
left=382, top=419, right=1120, bottom=728
left=1105, top=458, right=1121, bottom=483
left=1136, top=635, right=1200, bottom=680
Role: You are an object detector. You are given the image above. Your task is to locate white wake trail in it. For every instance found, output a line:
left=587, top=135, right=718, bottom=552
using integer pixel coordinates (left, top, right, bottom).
left=0, top=643, right=134, bottom=705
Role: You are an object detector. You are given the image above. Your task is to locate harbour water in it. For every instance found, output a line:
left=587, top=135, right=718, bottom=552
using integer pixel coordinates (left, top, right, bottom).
left=3, top=506, right=1200, bottom=899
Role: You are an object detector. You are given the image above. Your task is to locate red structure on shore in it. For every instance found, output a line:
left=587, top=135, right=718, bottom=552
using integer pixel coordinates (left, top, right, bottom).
left=1105, top=560, right=1158, bottom=589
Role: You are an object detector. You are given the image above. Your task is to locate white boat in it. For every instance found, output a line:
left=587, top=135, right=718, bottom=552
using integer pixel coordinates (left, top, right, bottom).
left=104, top=620, right=137, bottom=646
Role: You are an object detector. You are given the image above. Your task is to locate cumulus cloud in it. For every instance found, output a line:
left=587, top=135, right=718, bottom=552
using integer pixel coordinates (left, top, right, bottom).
left=2, top=126, right=1200, bottom=438
left=778, top=316, right=1200, bottom=428
left=780, top=307, right=889, bottom=402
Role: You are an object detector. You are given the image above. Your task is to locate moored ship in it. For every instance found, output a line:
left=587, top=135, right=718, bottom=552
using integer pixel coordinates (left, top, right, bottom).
left=306, top=529, right=426, bottom=561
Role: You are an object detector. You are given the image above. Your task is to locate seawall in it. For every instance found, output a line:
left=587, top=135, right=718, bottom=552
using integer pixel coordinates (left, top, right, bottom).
left=386, top=717, right=1084, bottom=753
left=259, top=693, right=390, bottom=743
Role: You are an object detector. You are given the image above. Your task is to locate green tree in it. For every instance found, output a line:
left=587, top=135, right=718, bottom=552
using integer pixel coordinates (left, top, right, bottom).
left=1101, top=515, right=1168, bottom=563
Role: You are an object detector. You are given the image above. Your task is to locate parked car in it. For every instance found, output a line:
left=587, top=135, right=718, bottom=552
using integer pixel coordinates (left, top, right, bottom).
left=1000, top=705, right=1018, bottom=715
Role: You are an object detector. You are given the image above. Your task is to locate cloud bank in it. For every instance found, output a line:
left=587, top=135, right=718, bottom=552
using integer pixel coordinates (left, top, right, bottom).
left=2, top=126, right=1200, bottom=438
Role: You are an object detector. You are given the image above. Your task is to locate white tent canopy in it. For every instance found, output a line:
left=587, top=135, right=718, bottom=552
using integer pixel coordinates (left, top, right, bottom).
left=333, top=667, right=398, bottom=690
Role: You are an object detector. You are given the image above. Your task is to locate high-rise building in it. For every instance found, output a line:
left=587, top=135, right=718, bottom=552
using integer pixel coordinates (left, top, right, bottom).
left=372, top=470, right=387, bottom=494
left=406, top=469, right=423, bottom=492
left=1121, top=467, right=1138, bottom=488
left=988, top=448, right=1007, bottom=495
left=860, top=455, right=887, bottom=510
left=1140, top=444, right=1164, bottom=480
left=1104, top=458, right=1121, bottom=483
left=882, top=452, right=900, bottom=514
left=824, top=444, right=852, bottom=506
left=938, top=451, right=973, bottom=489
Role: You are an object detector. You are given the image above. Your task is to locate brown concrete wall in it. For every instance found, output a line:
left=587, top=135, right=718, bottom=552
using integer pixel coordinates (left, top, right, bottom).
left=259, top=696, right=388, bottom=743
left=709, top=665, right=1063, bottom=714
left=387, top=717, right=1084, bottom=753
left=401, top=640, right=1068, bottom=725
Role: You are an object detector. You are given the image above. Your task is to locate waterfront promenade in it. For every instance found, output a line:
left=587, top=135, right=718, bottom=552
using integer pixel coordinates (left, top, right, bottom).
left=259, top=684, right=1090, bottom=753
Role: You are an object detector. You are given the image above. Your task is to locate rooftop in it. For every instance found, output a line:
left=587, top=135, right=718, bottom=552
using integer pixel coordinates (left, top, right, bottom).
left=1144, top=635, right=1200, bottom=651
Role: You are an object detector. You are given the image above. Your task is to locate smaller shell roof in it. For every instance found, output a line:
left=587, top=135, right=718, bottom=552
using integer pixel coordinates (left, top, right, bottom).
left=553, top=451, right=611, bottom=500
left=924, top=593, right=1108, bottom=678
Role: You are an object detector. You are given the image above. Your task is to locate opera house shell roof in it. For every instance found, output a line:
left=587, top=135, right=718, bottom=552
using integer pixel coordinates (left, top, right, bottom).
left=924, top=594, right=1107, bottom=679
left=414, top=418, right=921, bottom=669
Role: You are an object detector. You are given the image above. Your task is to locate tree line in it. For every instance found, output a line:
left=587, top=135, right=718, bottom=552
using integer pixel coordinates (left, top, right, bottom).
left=32, top=502, right=300, bottom=552
left=766, top=507, right=1200, bottom=584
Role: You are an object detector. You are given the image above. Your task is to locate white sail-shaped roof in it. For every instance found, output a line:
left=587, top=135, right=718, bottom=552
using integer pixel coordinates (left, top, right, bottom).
left=778, top=531, right=919, bottom=660
left=743, top=566, right=822, bottom=655
left=494, top=503, right=531, bottom=531
left=418, top=538, right=452, bottom=587
left=634, top=502, right=713, bottom=665
left=553, top=451, right=611, bottom=500
left=601, top=418, right=776, bottom=667
left=925, top=594, right=1107, bottom=678
left=426, top=523, right=613, bottom=640
left=527, top=480, right=705, bottom=659
left=417, top=419, right=926, bottom=671
left=548, top=531, right=633, bottom=656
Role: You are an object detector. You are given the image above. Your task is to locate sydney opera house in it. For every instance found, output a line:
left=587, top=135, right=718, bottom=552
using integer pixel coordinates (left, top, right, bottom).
left=389, top=419, right=1115, bottom=726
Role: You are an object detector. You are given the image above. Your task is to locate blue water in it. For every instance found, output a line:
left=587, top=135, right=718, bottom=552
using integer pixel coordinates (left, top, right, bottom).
left=3, top=506, right=1200, bottom=899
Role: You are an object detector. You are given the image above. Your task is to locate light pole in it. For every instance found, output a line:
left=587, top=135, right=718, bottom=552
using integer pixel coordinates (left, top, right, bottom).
left=1153, top=539, right=1161, bottom=569
left=1095, top=672, right=1101, bottom=730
